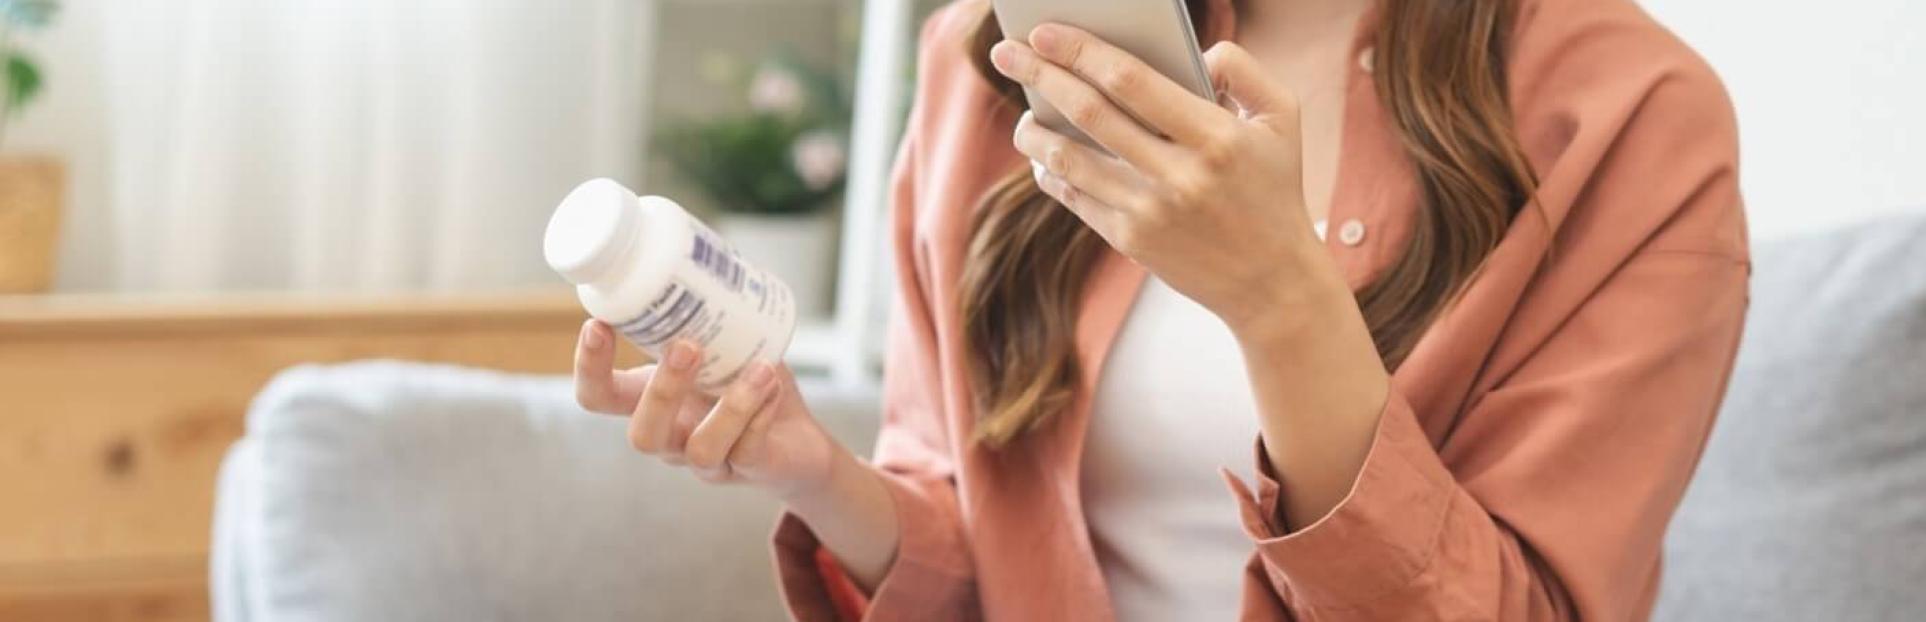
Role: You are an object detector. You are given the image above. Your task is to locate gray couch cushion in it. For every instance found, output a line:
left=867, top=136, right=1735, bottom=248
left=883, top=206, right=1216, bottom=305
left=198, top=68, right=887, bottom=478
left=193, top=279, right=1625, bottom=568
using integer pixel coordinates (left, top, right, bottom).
left=216, top=361, right=879, bottom=622
left=1658, top=213, right=1926, bottom=621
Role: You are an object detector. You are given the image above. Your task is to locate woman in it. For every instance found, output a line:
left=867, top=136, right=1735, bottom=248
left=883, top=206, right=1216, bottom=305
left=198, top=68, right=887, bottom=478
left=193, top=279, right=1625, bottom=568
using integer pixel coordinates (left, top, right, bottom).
left=572, top=0, right=1747, bottom=618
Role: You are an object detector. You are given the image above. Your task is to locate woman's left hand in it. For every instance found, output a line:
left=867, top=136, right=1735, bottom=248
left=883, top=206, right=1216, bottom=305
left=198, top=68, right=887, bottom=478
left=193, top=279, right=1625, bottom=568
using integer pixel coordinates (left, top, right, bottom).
left=989, top=24, right=1339, bottom=337
left=995, top=24, right=1395, bottom=532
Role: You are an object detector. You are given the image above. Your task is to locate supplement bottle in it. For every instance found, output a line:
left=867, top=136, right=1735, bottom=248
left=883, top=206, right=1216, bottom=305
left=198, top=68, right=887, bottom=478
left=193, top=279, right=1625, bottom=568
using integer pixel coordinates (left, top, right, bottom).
left=544, top=178, right=796, bottom=392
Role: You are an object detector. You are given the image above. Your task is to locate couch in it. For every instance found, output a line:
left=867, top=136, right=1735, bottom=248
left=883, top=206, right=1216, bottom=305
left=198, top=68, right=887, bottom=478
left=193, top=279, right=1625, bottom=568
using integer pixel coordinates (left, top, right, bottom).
left=211, top=213, right=1926, bottom=620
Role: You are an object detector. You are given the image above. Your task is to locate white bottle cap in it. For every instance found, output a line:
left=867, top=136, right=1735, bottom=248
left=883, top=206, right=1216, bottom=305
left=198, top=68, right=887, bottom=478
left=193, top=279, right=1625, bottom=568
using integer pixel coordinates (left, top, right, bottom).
left=545, top=178, right=643, bottom=286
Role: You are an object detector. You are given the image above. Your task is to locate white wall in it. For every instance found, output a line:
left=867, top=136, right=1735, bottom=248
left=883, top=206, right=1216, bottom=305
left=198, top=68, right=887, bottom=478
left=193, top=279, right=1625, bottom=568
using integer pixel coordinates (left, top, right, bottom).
left=8, top=1, right=1921, bottom=292
left=5, top=0, right=849, bottom=292
left=1640, top=0, right=1926, bottom=241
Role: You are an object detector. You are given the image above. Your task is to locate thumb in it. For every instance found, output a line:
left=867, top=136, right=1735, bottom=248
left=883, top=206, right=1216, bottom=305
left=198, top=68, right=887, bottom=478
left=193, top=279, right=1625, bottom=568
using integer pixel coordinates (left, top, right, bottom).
left=1205, top=42, right=1299, bottom=129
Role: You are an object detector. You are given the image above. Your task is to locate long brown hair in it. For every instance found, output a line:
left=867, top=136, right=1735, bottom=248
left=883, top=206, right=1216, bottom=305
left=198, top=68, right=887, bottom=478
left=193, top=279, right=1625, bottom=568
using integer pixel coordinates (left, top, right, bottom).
left=959, top=0, right=1538, bottom=447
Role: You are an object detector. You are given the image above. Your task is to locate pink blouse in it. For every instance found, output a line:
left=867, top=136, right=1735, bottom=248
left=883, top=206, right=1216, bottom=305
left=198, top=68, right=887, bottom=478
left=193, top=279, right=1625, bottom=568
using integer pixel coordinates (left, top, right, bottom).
left=773, top=0, right=1749, bottom=619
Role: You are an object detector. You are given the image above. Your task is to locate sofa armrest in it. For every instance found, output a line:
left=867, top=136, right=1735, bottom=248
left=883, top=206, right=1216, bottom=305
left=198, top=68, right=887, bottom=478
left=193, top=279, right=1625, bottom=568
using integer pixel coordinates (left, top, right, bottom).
left=211, top=438, right=263, bottom=622
left=211, top=361, right=879, bottom=621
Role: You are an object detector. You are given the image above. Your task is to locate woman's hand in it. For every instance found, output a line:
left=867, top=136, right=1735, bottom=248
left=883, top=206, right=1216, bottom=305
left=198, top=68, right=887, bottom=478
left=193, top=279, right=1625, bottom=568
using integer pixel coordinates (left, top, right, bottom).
left=989, top=24, right=1344, bottom=338
left=994, top=25, right=1393, bottom=531
left=572, top=320, right=840, bottom=501
left=573, top=319, right=904, bottom=588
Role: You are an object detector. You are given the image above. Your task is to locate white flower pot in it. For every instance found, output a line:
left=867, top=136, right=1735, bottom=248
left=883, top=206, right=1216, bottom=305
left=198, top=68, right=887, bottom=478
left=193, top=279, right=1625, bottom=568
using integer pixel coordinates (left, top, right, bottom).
left=716, top=211, right=839, bottom=320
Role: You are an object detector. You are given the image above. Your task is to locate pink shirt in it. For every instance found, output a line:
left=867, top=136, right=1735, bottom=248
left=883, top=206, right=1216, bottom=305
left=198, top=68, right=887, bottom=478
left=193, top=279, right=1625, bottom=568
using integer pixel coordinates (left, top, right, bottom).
left=774, top=0, right=1749, bottom=619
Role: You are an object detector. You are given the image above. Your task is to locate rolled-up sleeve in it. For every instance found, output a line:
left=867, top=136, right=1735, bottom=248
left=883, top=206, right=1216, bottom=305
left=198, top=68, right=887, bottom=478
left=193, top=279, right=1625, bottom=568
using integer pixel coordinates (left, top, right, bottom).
left=1223, top=45, right=1750, bottom=619
left=770, top=124, right=980, bottom=622
left=1223, top=393, right=1459, bottom=611
left=770, top=8, right=982, bottom=620
left=1226, top=248, right=1746, bottom=619
left=769, top=138, right=981, bottom=621
left=774, top=464, right=977, bottom=621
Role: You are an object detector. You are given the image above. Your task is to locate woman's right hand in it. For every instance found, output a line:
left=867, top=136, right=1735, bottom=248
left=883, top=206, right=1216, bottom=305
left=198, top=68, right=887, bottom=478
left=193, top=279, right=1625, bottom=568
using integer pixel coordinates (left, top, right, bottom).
left=575, top=319, right=902, bottom=589
left=572, top=319, right=844, bottom=501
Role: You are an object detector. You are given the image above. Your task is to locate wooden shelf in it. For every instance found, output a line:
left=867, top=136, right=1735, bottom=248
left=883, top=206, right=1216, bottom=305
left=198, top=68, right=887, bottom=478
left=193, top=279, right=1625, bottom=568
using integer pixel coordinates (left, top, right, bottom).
left=0, top=291, right=849, bottom=373
left=0, top=556, right=208, bottom=622
left=0, top=290, right=639, bottom=621
left=0, top=290, right=587, bottom=336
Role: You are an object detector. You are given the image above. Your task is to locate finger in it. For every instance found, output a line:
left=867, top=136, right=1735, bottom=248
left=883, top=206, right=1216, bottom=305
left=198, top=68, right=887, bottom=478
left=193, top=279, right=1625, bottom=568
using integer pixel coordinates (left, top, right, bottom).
left=665, top=380, right=718, bottom=459
left=1035, top=164, right=1131, bottom=251
left=1035, top=169, right=1107, bottom=226
left=1027, top=23, right=1227, bottom=145
left=684, top=362, right=780, bottom=472
left=1015, top=112, right=1154, bottom=214
left=663, top=386, right=718, bottom=469
left=573, top=320, right=624, bottom=413
left=609, top=366, right=653, bottom=407
left=989, top=40, right=1174, bottom=167
left=1204, top=42, right=1300, bottom=129
left=663, top=396, right=706, bottom=460
left=627, top=340, right=701, bottom=454
left=574, top=321, right=653, bottom=415
left=692, top=467, right=739, bottom=485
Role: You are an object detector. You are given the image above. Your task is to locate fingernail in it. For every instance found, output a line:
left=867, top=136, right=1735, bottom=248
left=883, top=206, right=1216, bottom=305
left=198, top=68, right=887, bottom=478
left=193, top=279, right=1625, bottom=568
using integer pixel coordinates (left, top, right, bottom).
left=990, top=41, right=1020, bottom=76
left=744, top=362, right=776, bottom=389
left=1030, top=24, right=1062, bottom=54
left=1038, top=170, right=1063, bottom=196
left=582, top=322, right=607, bottom=349
left=665, top=342, right=697, bottom=370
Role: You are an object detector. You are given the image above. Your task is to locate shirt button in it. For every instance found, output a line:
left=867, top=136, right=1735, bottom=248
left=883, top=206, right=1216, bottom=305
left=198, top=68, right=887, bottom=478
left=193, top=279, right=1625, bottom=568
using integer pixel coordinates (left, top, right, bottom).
left=1358, top=47, right=1375, bottom=74
left=1338, top=219, right=1368, bottom=247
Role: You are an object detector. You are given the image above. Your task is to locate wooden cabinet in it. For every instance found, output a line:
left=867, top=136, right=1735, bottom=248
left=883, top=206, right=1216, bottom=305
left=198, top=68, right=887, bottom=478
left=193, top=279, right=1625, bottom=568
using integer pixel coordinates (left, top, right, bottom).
left=0, top=292, right=637, bottom=621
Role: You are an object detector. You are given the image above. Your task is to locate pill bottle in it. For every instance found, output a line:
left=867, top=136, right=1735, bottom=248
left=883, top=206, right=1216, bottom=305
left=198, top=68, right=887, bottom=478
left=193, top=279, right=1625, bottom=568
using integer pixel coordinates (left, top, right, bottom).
left=544, top=178, right=796, bottom=392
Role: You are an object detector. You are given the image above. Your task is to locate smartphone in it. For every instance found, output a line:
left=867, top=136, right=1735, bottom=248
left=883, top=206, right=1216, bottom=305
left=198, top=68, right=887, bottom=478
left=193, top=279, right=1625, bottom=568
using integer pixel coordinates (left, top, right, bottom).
left=991, top=0, right=1214, bottom=150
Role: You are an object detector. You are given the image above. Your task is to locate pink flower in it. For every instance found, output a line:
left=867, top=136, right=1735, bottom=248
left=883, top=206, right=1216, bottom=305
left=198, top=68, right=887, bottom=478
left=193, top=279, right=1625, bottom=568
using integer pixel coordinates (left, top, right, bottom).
left=748, top=65, right=805, bottom=114
left=791, top=130, right=846, bottom=191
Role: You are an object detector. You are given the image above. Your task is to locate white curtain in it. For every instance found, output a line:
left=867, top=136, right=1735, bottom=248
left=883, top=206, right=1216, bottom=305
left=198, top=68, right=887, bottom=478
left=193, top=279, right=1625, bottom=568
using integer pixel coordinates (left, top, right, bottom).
left=99, top=0, right=654, bottom=292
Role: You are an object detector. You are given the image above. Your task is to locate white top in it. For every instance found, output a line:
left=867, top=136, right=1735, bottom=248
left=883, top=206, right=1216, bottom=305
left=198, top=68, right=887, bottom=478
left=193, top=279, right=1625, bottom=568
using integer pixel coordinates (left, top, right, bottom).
left=1081, top=222, right=1324, bottom=620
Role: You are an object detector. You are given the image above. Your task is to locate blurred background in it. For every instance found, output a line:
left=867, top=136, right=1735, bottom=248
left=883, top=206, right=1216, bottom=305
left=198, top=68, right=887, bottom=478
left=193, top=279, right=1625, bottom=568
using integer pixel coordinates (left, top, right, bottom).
left=0, top=0, right=1919, bottom=620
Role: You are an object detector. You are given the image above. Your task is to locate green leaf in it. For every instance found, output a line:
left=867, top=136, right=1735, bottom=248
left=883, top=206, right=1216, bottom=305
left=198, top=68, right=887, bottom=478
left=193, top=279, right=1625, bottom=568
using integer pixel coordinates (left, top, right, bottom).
left=649, top=51, right=852, bottom=215
left=654, top=110, right=842, bottom=215
left=5, top=52, right=42, bottom=113
left=760, top=51, right=851, bottom=130
left=1, top=0, right=61, bottom=29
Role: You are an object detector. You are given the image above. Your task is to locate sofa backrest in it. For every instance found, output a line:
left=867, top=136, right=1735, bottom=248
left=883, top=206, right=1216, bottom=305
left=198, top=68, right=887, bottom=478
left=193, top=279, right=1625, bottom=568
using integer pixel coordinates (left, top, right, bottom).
left=1657, top=213, right=1926, bottom=620
left=216, top=362, right=882, bottom=621
left=216, top=214, right=1926, bottom=620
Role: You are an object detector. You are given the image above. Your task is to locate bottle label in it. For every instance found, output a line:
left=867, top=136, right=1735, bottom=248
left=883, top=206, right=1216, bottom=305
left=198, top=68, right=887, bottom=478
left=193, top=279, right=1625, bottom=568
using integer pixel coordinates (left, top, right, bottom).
left=614, top=280, right=715, bottom=348
left=609, top=225, right=795, bottom=389
left=690, top=231, right=745, bottom=293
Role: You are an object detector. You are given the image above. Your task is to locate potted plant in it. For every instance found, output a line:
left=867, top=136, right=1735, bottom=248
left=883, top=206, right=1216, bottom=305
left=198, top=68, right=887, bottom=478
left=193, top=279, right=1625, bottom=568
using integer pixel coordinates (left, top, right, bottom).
left=657, top=53, right=850, bottom=319
left=0, top=0, right=62, bottom=293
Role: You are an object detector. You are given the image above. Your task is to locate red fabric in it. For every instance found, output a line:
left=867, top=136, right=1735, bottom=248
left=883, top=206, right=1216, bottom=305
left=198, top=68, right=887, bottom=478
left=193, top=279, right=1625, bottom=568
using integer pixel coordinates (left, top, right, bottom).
left=814, top=547, right=870, bottom=621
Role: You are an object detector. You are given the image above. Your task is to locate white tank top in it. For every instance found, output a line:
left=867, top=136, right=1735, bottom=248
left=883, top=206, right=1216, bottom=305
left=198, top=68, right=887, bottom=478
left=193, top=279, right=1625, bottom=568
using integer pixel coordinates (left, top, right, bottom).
left=1081, top=222, right=1324, bottom=620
